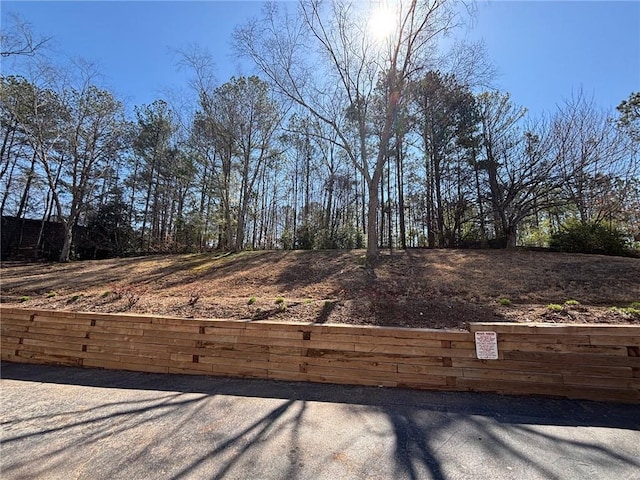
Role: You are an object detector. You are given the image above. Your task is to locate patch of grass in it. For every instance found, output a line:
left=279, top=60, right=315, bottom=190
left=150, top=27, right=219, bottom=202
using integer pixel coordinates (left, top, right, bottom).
left=69, top=294, right=82, bottom=302
left=248, top=296, right=256, bottom=305
left=498, top=298, right=511, bottom=306
left=611, top=306, right=640, bottom=315
left=19, top=295, right=31, bottom=302
left=275, top=296, right=287, bottom=311
left=546, top=303, right=563, bottom=312
left=564, top=299, right=580, bottom=306
left=45, top=291, right=57, bottom=298
left=304, top=298, right=313, bottom=304
left=629, top=302, right=640, bottom=310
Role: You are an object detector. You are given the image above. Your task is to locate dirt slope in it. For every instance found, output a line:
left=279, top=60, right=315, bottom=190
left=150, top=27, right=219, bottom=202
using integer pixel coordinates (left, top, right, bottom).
left=1, top=249, right=639, bottom=329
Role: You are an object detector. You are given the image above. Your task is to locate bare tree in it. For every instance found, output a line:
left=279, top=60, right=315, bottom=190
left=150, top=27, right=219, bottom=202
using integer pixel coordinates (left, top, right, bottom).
left=1, top=12, right=50, bottom=57
left=477, top=91, right=561, bottom=247
left=550, top=91, right=636, bottom=226
left=234, top=0, right=458, bottom=262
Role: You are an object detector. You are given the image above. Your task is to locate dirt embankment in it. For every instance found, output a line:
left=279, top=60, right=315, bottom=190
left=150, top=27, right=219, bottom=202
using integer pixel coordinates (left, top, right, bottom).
left=1, top=249, right=639, bottom=329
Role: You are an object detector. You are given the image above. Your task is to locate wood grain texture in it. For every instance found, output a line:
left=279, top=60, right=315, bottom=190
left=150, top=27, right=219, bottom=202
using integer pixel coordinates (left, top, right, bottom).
left=1, top=306, right=638, bottom=403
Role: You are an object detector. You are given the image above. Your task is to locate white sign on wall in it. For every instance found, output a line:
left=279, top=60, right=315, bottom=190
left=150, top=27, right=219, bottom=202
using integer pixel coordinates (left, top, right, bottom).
left=475, top=331, right=499, bottom=360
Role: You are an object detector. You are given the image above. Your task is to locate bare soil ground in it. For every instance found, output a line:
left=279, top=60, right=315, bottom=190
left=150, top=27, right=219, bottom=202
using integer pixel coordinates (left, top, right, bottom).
left=1, top=249, right=639, bottom=330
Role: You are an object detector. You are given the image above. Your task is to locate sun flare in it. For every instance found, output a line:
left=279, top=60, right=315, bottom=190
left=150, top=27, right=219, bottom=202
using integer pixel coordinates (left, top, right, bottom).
left=369, top=5, right=396, bottom=40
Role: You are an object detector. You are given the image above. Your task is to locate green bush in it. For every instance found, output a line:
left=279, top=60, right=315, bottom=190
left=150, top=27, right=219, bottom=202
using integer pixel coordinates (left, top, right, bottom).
left=550, top=220, right=629, bottom=256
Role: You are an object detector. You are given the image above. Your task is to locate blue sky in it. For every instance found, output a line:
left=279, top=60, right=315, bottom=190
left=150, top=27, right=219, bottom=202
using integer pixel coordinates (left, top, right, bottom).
left=2, top=1, right=639, bottom=118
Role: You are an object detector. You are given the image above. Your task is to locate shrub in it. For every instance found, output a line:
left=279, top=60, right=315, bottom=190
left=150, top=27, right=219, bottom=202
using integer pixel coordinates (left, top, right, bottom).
left=564, top=299, right=580, bottom=306
left=188, top=289, right=202, bottom=307
left=610, top=306, right=640, bottom=315
left=550, top=220, right=629, bottom=256
left=499, top=298, right=512, bottom=306
left=248, top=296, right=256, bottom=305
left=113, top=284, right=147, bottom=310
left=275, top=296, right=287, bottom=311
left=19, top=296, right=31, bottom=302
left=547, top=303, right=563, bottom=312
left=45, top=291, right=57, bottom=298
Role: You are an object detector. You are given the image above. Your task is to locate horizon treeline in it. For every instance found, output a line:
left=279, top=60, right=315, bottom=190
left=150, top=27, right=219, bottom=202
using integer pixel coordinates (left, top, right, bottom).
left=1, top=2, right=638, bottom=262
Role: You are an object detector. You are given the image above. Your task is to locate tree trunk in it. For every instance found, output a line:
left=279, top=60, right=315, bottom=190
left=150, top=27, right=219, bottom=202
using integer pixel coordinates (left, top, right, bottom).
left=59, top=221, right=74, bottom=262
left=366, top=177, right=379, bottom=263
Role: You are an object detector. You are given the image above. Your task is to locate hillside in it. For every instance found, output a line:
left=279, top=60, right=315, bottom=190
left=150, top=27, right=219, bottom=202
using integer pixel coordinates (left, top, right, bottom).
left=1, top=249, right=639, bottom=329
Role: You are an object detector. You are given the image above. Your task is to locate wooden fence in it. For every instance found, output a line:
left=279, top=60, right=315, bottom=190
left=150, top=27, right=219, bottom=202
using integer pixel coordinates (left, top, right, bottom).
left=1, top=306, right=638, bottom=403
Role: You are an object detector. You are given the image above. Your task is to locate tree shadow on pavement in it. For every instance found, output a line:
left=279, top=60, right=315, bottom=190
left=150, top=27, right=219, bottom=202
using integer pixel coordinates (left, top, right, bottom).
left=2, top=362, right=639, bottom=480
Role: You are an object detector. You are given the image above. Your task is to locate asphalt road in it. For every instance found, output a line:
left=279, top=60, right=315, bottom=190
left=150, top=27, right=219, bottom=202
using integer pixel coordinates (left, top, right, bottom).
left=1, top=361, right=639, bottom=480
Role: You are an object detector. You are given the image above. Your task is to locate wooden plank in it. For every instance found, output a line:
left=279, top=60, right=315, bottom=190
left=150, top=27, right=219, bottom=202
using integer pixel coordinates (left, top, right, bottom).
left=269, top=353, right=399, bottom=373
left=168, top=365, right=216, bottom=375
left=15, top=343, right=85, bottom=358
left=470, top=323, right=640, bottom=336
left=26, top=320, right=84, bottom=331
left=86, top=345, right=171, bottom=358
left=235, top=336, right=356, bottom=351
left=496, top=334, right=591, bottom=344
left=451, top=358, right=634, bottom=378
left=33, top=312, right=91, bottom=325
left=208, top=363, right=269, bottom=378
left=153, top=317, right=248, bottom=328
left=457, top=378, right=639, bottom=403
left=81, top=312, right=153, bottom=324
left=266, top=369, right=398, bottom=388
left=82, top=358, right=169, bottom=374
left=589, top=335, right=640, bottom=347
left=0, top=311, right=35, bottom=321
left=503, top=350, right=640, bottom=367
left=21, top=337, right=85, bottom=351
left=243, top=322, right=316, bottom=334
left=24, top=326, right=89, bottom=338
left=395, top=373, right=449, bottom=387
left=353, top=343, right=472, bottom=356
left=397, top=364, right=463, bottom=377
left=1, top=354, right=43, bottom=364
left=1, top=324, right=29, bottom=335
left=0, top=317, right=35, bottom=326
left=1, top=336, right=22, bottom=346
left=312, top=332, right=444, bottom=348
left=498, top=342, right=629, bottom=356
left=88, top=325, right=146, bottom=336
left=203, top=326, right=255, bottom=336
left=141, top=329, right=207, bottom=340
left=461, top=368, right=563, bottom=384
left=92, top=320, right=154, bottom=330
left=353, top=346, right=475, bottom=358
left=268, top=346, right=305, bottom=356
left=13, top=350, right=83, bottom=367
left=87, top=332, right=196, bottom=348
left=300, top=364, right=399, bottom=383
left=170, top=348, right=270, bottom=363
left=303, top=349, right=446, bottom=366
left=190, top=342, right=270, bottom=355
left=312, top=323, right=471, bottom=340
left=562, top=375, right=637, bottom=389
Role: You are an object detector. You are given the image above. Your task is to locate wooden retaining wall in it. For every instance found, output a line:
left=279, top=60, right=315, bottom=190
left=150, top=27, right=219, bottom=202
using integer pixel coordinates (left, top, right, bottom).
left=1, top=306, right=638, bottom=403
